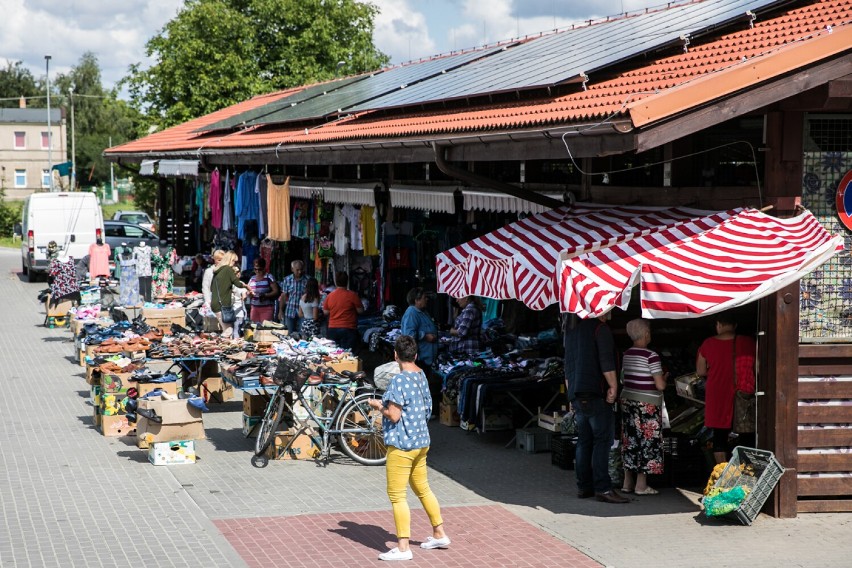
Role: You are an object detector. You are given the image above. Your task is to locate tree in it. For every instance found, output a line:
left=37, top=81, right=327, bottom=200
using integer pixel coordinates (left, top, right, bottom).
left=51, top=53, right=140, bottom=188
left=121, top=0, right=389, bottom=129
left=0, top=61, right=39, bottom=108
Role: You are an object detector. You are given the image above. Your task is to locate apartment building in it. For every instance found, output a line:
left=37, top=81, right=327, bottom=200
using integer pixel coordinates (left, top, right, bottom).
left=0, top=105, right=67, bottom=199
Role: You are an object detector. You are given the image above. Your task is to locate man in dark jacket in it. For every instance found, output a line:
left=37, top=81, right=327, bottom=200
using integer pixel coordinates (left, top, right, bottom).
left=564, top=314, right=628, bottom=504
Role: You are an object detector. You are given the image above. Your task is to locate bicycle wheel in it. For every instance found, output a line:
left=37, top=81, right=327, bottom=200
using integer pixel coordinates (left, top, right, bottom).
left=335, top=393, right=387, bottom=465
left=254, top=393, right=285, bottom=457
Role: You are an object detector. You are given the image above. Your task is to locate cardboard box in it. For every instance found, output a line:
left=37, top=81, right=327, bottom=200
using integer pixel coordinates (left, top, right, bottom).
left=327, top=357, right=361, bottom=374
left=93, top=405, right=102, bottom=429
left=266, top=429, right=321, bottom=460
left=86, top=365, right=101, bottom=386
left=79, top=349, right=86, bottom=367
left=439, top=402, right=460, bottom=427
left=241, top=413, right=262, bottom=437
left=101, top=373, right=134, bottom=394
left=148, top=440, right=196, bottom=466
left=243, top=393, right=269, bottom=417
left=99, top=392, right=125, bottom=416
left=537, top=412, right=564, bottom=432
left=252, top=329, right=285, bottom=343
left=199, top=376, right=234, bottom=403
left=136, top=418, right=205, bottom=444
left=138, top=397, right=202, bottom=424
left=45, top=295, right=73, bottom=317
left=99, top=414, right=135, bottom=437
left=135, top=381, right=179, bottom=398
left=142, top=307, right=186, bottom=332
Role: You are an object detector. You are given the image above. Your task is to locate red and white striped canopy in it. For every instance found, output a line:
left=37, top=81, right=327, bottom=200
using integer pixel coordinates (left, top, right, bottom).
left=436, top=203, right=724, bottom=310
left=559, top=208, right=843, bottom=319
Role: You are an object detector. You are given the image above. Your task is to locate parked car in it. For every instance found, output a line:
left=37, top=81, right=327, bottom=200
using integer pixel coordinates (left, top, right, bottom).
left=112, top=210, right=156, bottom=232
left=20, top=192, right=105, bottom=282
left=104, top=220, right=160, bottom=251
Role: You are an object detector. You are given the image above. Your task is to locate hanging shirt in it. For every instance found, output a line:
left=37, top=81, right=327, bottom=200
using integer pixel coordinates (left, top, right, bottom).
left=333, top=206, right=348, bottom=253
left=222, top=170, right=234, bottom=231
left=361, top=206, right=378, bottom=256
left=88, top=243, right=112, bottom=278
left=235, top=171, right=259, bottom=240
left=256, top=174, right=269, bottom=237
left=210, top=169, right=222, bottom=229
left=292, top=200, right=309, bottom=239
left=133, top=245, right=153, bottom=277
left=341, top=204, right=363, bottom=251
left=266, top=174, right=291, bottom=241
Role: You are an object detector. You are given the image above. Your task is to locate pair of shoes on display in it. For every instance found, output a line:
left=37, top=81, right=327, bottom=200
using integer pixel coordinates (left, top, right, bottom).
left=135, top=408, right=163, bottom=423
left=595, top=490, right=630, bottom=504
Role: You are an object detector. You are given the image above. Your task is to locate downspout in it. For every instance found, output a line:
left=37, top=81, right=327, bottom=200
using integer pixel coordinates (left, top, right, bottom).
left=432, top=141, right=565, bottom=209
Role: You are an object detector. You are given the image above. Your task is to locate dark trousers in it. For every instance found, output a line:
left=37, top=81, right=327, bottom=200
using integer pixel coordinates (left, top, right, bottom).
left=417, top=360, right=441, bottom=415
left=573, top=397, right=615, bottom=494
left=139, top=276, right=152, bottom=302
left=327, top=327, right=359, bottom=350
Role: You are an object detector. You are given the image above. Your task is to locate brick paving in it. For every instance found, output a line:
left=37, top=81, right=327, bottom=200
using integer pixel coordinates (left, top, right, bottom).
left=215, top=506, right=601, bottom=568
left=2, top=247, right=852, bottom=568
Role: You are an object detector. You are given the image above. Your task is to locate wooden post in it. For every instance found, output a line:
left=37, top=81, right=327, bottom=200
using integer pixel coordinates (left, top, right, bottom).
left=760, top=110, right=804, bottom=517
left=759, top=285, right=799, bottom=518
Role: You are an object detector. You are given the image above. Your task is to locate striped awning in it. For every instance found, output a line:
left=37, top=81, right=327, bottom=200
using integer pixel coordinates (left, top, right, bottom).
left=390, top=185, right=456, bottom=213
left=462, top=189, right=565, bottom=214
left=288, top=181, right=376, bottom=206
left=559, top=208, right=843, bottom=319
left=436, top=203, right=716, bottom=310
left=436, top=204, right=843, bottom=316
left=157, top=159, right=198, bottom=177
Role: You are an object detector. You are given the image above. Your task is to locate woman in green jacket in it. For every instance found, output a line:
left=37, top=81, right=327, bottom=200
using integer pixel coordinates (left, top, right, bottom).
left=210, top=251, right=249, bottom=337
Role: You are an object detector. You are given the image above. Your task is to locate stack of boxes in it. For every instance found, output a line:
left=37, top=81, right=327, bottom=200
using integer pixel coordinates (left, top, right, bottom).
left=140, top=306, right=186, bottom=333
left=96, top=372, right=135, bottom=437
left=241, top=393, right=267, bottom=437
left=136, top=394, right=205, bottom=465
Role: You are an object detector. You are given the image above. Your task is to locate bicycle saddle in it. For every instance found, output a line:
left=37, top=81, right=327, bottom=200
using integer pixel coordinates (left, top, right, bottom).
left=340, top=370, right=367, bottom=382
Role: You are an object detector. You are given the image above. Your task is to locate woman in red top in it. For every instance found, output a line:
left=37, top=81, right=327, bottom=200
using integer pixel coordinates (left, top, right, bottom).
left=696, top=314, right=756, bottom=463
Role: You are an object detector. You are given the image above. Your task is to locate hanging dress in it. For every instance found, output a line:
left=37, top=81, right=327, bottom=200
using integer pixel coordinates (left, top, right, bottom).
left=119, top=259, right=140, bottom=306
left=151, top=246, right=177, bottom=297
left=266, top=174, right=291, bottom=241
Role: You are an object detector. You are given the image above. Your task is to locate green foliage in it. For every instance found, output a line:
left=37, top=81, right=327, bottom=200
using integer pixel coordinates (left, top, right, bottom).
left=0, top=187, right=23, bottom=238
left=121, top=0, right=389, bottom=129
left=51, top=53, right=140, bottom=188
left=0, top=61, right=39, bottom=107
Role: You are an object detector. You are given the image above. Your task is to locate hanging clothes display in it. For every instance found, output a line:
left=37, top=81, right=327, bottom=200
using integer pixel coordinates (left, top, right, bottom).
left=256, top=174, right=269, bottom=237
left=222, top=170, right=234, bottom=232
left=196, top=182, right=205, bottom=225
left=88, top=242, right=111, bottom=278
left=119, top=259, right=140, bottom=306
left=234, top=171, right=259, bottom=241
left=151, top=246, right=177, bottom=297
left=292, top=200, right=309, bottom=239
left=341, top=204, right=363, bottom=251
left=266, top=174, right=291, bottom=241
left=333, top=206, right=348, bottom=253
left=210, top=168, right=222, bottom=229
left=361, top=206, right=378, bottom=256
left=48, top=258, right=80, bottom=305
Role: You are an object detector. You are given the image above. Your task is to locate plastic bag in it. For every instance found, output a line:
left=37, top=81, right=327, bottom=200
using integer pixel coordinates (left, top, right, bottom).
left=373, top=361, right=400, bottom=391
left=704, top=486, right=749, bottom=516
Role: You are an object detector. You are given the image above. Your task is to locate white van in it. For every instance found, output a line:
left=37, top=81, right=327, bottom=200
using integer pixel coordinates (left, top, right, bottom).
left=20, top=192, right=105, bottom=282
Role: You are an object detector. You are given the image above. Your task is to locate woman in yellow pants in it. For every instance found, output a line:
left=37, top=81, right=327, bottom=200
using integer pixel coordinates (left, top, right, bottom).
left=368, top=335, right=450, bottom=561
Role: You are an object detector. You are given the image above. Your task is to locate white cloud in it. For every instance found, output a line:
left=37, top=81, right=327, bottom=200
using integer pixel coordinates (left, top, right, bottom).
left=370, top=0, right=438, bottom=64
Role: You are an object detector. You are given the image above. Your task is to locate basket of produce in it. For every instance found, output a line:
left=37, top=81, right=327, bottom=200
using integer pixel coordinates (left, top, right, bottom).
left=703, top=446, right=785, bottom=525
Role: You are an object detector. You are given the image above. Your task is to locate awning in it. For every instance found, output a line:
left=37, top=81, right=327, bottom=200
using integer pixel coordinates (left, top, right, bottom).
left=390, top=185, right=456, bottom=213
left=436, top=203, right=715, bottom=310
left=288, top=181, right=376, bottom=206
left=139, top=160, right=157, bottom=176
left=436, top=204, right=843, bottom=316
left=462, top=189, right=565, bottom=214
left=560, top=208, right=844, bottom=319
left=157, top=159, right=198, bottom=177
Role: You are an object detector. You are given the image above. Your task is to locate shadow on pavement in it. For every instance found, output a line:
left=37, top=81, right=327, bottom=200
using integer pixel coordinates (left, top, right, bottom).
left=427, top=423, right=702, bottom=518
left=116, top=450, right=149, bottom=464
left=327, top=520, right=395, bottom=552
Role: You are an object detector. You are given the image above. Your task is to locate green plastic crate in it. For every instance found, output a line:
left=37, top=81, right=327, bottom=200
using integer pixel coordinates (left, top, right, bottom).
left=710, top=446, right=785, bottom=525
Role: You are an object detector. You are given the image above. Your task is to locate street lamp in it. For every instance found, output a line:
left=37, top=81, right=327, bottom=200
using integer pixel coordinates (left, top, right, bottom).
left=69, top=88, right=75, bottom=191
left=45, top=55, right=53, bottom=192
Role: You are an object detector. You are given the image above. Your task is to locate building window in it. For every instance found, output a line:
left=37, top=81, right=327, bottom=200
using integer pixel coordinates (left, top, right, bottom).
left=42, top=169, right=50, bottom=188
left=14, top=131, right=25, bottom=149
left=41, top=131, right=50, bottom=149
left=14, top=169, right=26, bottom=187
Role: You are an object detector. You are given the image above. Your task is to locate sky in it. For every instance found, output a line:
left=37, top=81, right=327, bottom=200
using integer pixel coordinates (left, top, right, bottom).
left=0, top=0, right=663, bottom=94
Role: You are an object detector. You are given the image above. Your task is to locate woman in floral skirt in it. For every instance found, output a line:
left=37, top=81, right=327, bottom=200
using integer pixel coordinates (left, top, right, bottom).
left=620, top=318, right=667, bottom=496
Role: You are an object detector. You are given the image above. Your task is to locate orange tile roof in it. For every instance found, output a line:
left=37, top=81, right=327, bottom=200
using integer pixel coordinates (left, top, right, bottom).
left=107, top=0, right=852, bottom=157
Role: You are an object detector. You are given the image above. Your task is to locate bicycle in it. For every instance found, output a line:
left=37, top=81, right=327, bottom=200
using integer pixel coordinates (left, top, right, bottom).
left=253, top=356, right=387, bottom=466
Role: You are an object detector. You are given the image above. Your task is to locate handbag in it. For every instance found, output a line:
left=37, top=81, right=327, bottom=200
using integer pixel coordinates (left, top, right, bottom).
left=214, top=277, right=237, bottom=324
left=731, top=335, right=756, bottom=433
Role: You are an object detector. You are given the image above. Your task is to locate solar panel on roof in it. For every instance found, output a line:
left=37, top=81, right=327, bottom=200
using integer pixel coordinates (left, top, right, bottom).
left=241, top=46, right=504, bottom=127
left=349, top=0, right=791, bottom=111
left=196, top=75, right=368, bottom=133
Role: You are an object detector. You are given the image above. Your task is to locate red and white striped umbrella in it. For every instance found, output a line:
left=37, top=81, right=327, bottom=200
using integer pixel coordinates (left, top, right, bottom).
left=559, top=208, right=843, bottom=319
left=436, top=203, right=720, bottom=310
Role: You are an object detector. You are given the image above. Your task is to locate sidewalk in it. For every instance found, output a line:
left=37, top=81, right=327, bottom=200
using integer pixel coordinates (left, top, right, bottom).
left=1, top=247, right=851, bottom=567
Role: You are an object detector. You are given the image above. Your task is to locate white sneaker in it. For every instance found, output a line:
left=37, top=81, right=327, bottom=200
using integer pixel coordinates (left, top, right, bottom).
left=420, top=536, right=451, bottom=549
left=378, top=547, right=413, bottom=561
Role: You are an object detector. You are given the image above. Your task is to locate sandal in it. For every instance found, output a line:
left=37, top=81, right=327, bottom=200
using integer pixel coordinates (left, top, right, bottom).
left=635, top=487, right=659, bottom=495
left=620, top=487, right=634, bottom=494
